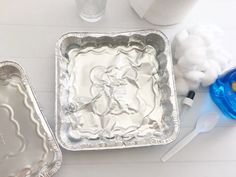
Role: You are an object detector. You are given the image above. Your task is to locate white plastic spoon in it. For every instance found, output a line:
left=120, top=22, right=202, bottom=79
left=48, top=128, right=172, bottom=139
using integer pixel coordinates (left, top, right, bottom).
left=161, top=112, right=219, bottom=162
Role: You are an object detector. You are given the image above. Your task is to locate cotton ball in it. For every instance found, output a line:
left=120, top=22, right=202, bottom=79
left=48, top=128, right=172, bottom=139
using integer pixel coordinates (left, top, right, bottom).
left=178, top=56, right=196, bottom=71
left=207, top=49, right=228, bottom=70
left=214, top=56, right=228, bottom=70
left=188, top=25, right=207, bottom=36
left=206, top=45, right=221, bottom=54
left=173, top=45, right=184, bottom=60
left=178, top=63, right=193, bottom=73
left=208, top=25, right=224, bottom=37
left=180, top=36, right=206, bottom=50
left=187, top=79, right=201, bottom=90
left=197, top=31, right=216, bottom=46
left=220, top=49, right=233, bottom=61
left=184, top=70, right=205, bottom=82
left=201, top=68, right=218, bottom=86
left=184, top=47, right=207, bottom=64
left=207, top=44, right=232, bottom=61
left=178, top=47, right=206, bottom=70
left=206, top=46, right=219, bottom=59
left=188, top=25, right=220, bottom=45
left=208, top=60, right=222, bottom=74
left=173, top=25, right=231, bottom=90
left=195, top=60, right=209, bottom=72
left=174, top=65, right=183, bottom=78
left=174, top=36, right=205, bottom=60
left=173, top=30, right=189, bottom=48
left=172, top=30, right=189, bottom=60
left=175, top=78, right=190, bottom=95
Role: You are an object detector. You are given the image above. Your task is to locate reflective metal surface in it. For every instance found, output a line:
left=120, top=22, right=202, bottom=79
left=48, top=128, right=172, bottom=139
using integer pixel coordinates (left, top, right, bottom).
left=55, top=30, right=179, bottom=151
left=0, top=61, right=62, bottom=177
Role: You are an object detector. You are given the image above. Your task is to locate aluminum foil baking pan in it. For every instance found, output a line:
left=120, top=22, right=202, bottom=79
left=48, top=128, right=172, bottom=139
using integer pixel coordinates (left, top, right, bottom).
left=55, top=30, right=179, bottom=151
left=0, top=61, right=62, bottom=177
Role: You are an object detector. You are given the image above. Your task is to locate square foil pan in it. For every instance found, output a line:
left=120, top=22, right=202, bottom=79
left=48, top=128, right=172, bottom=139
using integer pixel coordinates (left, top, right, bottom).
left=0, top=61, right=62, bottom=176
left=55, top=30, right=180, bottom=151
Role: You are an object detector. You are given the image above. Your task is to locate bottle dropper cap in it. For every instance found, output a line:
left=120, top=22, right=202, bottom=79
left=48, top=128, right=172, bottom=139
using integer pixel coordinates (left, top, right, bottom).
left=187, top=90, right=196, bottom=100
left=183, top=90, right=196, bottom=107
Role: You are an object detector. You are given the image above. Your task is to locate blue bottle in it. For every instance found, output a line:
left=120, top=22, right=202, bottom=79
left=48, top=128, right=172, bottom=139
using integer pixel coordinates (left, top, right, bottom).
left=209, top=67, right=236, bottom=119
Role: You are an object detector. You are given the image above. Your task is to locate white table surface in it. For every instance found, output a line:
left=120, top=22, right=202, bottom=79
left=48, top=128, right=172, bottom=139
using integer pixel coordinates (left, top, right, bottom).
left=1, top=0, right=236, bottom=176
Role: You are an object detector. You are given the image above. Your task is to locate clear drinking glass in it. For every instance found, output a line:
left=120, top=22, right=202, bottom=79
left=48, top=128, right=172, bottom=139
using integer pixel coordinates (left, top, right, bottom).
left=75, top=0, right=107, bottom=22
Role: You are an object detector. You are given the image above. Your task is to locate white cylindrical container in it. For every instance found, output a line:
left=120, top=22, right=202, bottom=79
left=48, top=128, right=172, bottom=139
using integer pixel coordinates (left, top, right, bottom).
left=129, top=0, right=199, bottom=25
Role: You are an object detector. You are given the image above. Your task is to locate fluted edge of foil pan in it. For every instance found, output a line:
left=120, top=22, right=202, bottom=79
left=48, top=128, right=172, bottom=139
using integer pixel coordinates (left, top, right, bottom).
left=55, top=29, right=180, bottom=151
left=0, top=61, right=62, bottom=176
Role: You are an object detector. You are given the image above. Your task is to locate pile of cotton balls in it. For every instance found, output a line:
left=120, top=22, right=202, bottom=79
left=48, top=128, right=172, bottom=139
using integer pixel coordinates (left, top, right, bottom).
left=172, top=25, right=233, bottom=95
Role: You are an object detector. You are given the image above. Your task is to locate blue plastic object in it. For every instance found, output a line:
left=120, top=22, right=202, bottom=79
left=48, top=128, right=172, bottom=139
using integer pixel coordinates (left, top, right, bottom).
left=209, top=67, right=236, bottom=119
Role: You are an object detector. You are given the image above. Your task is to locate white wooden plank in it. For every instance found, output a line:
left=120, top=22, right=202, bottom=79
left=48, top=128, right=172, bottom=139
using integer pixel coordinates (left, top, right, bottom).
left=60, top=126, right=236, bottom=165
left=0, top=27, right=62, bottom=59
left=180, top=92, right=236, bottom=127
left=0, top=0, right=235, bottom=60
left=0, top=29, right=234, bottom=92
left=0, top=58, right=54, bottom=91
left=0, top=24, right=235, bottom=60
left=0, top=25, right=163, bottom=59
left=55, top=162, right=236, bottom=177
left=190, top=0, right=236, bottom=30
left=0, top=0, right=236, bottom=176
left=32, top=91, right=236, bottom=165
left=0, top=0, right=148, bottom=27
left=0, top=0, right=235, bottom=30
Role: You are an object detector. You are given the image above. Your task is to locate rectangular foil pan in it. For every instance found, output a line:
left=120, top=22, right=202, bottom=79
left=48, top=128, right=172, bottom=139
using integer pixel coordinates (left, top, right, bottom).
left=55, top=30, right=179, bottom=151
left=0, top=61, right=62, bottom=177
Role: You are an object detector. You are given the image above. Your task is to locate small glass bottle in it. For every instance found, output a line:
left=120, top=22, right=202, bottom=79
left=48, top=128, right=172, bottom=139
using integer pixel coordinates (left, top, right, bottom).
left=75, top=0, right=107, bottom=22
